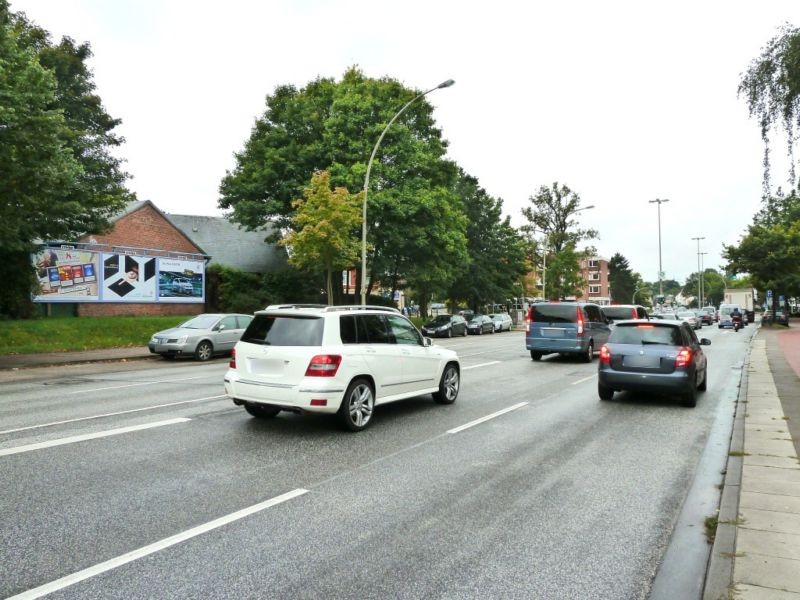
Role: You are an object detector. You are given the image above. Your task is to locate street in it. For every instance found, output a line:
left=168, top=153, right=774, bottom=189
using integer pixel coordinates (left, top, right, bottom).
left=1, top=325, right=755, bottom=599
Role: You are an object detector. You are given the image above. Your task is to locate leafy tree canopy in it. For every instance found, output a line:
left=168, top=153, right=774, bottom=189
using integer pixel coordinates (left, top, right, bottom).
left=521, top=182, right=597, bottom=253
left=739, top=23, right=800, bottom=192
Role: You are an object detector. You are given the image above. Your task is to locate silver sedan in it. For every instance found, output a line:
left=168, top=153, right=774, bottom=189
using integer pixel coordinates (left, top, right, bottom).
left=149, top=313, right=253, bottom=361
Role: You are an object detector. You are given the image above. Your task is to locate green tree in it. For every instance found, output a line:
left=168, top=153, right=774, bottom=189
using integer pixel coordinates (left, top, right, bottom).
left=219, top=67, right=459, bottom=300
left=546, top=244, right=586, bottom=301
left=447, top=172, right=528, bottom=311
left=739, top=24, right=800, bottom=192
left=280, top=171, right=362, bottom=302
left=608, top=253, right=636, bottom=303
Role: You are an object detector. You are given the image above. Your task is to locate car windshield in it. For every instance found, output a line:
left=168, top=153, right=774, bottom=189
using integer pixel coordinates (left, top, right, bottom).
left=178, top=315, right=219, bottom=329
left=610, top=324, right=682, bottom=345
left=531, top=305, right=577, bottom=323
left=241, top=315, right=324, bottom=346
left=603, top=306, right=635, bottom=320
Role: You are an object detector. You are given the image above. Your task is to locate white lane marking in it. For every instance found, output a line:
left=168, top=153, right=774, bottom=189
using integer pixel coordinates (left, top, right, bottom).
left=447, top=402, right=528, bottom=434
left=0, top=396, right=226, bottom=436
left=7, top=488, right=309, bottom=600
left=66, top=374, right=215, bottom=395
left=572, top=374, right=597, bottom=385
left=0, top=418, right=190, bottom=457
left=462, top=361, right=501, bottom=371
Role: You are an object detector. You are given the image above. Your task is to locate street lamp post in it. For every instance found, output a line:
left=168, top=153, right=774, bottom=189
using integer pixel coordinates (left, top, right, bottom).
left=360, top=79, right=455, bottom=306
left=649, top=198, right=670, bottom=302
left=691, top=236, right=705, bottom=308
left=700, top=251, right=708, bottom=305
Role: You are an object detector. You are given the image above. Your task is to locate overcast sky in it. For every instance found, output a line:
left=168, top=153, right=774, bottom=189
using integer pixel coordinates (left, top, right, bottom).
left=10, top=0, right=799, bottom=284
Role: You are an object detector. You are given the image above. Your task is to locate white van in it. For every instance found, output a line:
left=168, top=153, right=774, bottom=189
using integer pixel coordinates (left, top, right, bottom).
left=718, top=303, right=742, bottom=328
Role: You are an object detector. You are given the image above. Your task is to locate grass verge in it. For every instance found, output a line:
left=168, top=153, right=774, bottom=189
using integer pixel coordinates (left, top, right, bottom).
left=0, top=315, right=195, bottom=355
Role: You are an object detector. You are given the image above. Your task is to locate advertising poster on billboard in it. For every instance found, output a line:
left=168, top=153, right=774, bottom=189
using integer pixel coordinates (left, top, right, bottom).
left=158, top=258, right=205, bottom=303
left=32, top=247, right=100, bottom=302
left=102, top=253, right=158, bottom=302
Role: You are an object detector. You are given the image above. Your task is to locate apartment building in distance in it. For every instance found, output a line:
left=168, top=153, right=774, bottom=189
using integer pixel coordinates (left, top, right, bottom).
left=579, top=256, right=611, bottom=305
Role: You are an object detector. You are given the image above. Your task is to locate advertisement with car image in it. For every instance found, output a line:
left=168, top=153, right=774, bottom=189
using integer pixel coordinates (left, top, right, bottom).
left=158, top=258, right=205, bottom=302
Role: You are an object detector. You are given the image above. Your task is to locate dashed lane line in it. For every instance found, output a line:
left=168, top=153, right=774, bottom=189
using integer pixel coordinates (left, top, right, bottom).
left=447, top=402, right=529, bottom=434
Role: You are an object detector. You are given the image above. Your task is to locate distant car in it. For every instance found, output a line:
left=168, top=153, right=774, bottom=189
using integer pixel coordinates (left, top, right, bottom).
left=422, top=314, right=468, bottom=338
left=602, top=304, right=649, bottom=322
left=698, top=307, right=716, bottom=325
left=677, top=310, right=701, bottom=330
left=171, top=277, right=194, bottom=295
left=467, top=315, right=495, bottom=335
left=652, top=312, right=680, bottom=321
left=526, top=301, right=612, bottom=362
left=763, top=310, right=789, bottom=326
left=598, top=320, right=710, bottom=407
left=149, top=313, right=253, bottom=361
left=718, top=303, right=743, bottom=329
left=489, top=313, right=513, bottom=332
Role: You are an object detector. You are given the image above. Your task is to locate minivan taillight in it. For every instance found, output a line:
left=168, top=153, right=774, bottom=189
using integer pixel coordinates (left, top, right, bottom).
left=599, top=344, right=611, bottom=364
left=229, top=348, right=236, bottom=369
left=577, top=307, right=584, bottom=337
left=305, top=355, right=342, bottom=377
left=675, top=348, right=692, bottom=368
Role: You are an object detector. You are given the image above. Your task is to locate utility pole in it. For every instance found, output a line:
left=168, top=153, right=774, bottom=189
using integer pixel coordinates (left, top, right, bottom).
left=691, top=236, right=705, bottom=308
left=700, top=251, right=708, bottom=305
left=649, top=199, right=670, bottom=302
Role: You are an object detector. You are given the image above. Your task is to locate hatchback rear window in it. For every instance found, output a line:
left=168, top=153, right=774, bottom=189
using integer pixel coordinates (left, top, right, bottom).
left=241, top=315, right=323, bottom=346
left=610, top=324, right=682, bottom=345
left=531, top=305, right=578, bottom=323
left=603, top=306, right=636, bottom=320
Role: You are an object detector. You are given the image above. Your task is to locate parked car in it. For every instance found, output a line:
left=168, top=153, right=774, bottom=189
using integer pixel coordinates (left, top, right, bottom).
left=489, top=313, right=513, bottom=332
left=224, top=304, right=460, bottom=431
left=677, top=310, right=701, bottom=330
left=171, top=277, right=194, bottom=295
left=698, top=307, right=716, bottom=325
left=602, top=304, right=649, bottom=322
left=598, top=320, right=710, bottom=407
left=763, top=310, right=789, bottom=326
left=422, top=314, right=468, bottom=338
left=467, top=314, right=495, bottom=335
left=525, top=302, right=611, bottom=362
left=651, top=312, right=680, bottom=321
left=149, top=313, right=253, bottom=361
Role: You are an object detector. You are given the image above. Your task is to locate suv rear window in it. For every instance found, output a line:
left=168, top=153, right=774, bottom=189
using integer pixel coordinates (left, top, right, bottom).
left=241, top=315, right=324, bottom=346
left=610, top=324, right=682, bottom=345
left=603, top=306, right=636, bottom=320
left=531, top=304, right=578, bottom=323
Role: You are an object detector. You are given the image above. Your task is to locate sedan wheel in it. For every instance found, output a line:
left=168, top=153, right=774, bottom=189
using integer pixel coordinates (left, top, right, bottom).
left=339, top=378, right=375, bottom=431
left=195, top=341, right=213, bottom=361
left=433, top=364, right=459, bottom=404
left=448, top=328, right=452, bottom=338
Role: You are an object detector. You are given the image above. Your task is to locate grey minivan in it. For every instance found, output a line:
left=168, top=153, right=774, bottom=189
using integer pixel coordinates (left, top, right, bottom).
left=525, top=302, right=612, bottom=362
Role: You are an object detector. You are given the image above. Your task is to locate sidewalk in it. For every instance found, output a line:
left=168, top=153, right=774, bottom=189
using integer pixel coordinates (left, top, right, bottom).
left=705, top=323, right=800, bottom=599
left=0, top=346, right=155, bottom=370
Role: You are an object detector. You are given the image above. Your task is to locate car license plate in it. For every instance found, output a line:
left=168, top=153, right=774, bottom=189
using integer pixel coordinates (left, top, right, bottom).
left=541, top=328, right=564, bottom=338
left=622, top=355, right=660, bottom=368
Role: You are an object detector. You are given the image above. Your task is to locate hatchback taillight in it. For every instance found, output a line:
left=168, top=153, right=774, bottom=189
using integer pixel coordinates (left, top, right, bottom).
left=675, top=348, right=692, bottom=368
left=305, top=355, right=342, bottom=377
left=229, top=348, right=236, bottom=369
left=599, top=344, right=611, bottom=364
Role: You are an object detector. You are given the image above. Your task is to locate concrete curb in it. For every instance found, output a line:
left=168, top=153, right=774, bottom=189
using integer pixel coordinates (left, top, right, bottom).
left=702, top=330, right=754, bottom=600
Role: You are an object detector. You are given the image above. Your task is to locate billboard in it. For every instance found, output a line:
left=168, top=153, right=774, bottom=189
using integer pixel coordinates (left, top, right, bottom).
left=32, top=246, right=205, bottom=304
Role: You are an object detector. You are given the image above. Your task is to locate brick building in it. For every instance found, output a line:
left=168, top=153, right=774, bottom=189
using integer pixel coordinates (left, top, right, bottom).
left=579, top=256, right=611, bottom=305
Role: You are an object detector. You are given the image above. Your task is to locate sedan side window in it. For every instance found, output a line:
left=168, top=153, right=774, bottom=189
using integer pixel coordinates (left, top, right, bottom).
left=219, top=316, right=237, bottom=330
left=387, top=315, right=423, bottom=345
left=236, top=316, right=253, bottom=329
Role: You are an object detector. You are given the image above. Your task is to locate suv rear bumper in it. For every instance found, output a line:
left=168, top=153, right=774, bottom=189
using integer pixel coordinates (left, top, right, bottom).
left=224, top=370, right=344, bottom=414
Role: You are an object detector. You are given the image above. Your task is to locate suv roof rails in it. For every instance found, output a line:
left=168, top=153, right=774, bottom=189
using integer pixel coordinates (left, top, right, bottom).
left=264, top=303, right=329, bottom=310
left=323, top=305, right=400, bottom=313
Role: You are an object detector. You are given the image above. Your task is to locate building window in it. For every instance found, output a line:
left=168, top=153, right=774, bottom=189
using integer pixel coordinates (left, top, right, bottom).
left=588, top=272, right=600, bottom=281
left=588, top=259, right=599, bottom=268
left=589, top=285, right=601, bottom=295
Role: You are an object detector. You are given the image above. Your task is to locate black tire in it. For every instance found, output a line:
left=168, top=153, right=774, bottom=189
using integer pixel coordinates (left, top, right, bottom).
left=582, top=342, right=594, bottom=363
left=681, top=380, right=698, bottom=407
left=447, top=328, right=452, bottom=338
left=195, top=340, right=213, bottom=361
left=338, top=378, right=375, bottom=431
left=433, top=363, right=459, bottom=404
left=479, top=327, right=483, bottom=335
left=598, top=382, right=614, bottom=401
left=698, top=367, right=708, bottom=391
left=244, top=403, right=281, bottom=418
left=490, top=327, right=495, bottom=334
left=530, top=351, right=542, bottom=361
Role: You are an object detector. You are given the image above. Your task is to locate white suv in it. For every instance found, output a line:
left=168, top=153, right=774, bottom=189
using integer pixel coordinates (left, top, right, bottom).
left=224, top=304, right=461, bottom=431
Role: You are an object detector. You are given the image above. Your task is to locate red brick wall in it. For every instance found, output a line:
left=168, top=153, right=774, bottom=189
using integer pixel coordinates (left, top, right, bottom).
left=77, top=303, right=204, bottom=317
left=84, top=203, right=202, bottom=254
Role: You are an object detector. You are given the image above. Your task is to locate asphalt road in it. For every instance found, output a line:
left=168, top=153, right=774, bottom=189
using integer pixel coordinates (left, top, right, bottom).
left=0, top=324, right=755, bottom=599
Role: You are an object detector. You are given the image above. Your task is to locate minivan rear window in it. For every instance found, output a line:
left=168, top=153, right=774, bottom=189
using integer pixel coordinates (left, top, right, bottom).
left=241, top=315, right=323, bottom=346
left=531, top=305, right=578, bottom=323
left=602, top=306, right=636, bottom=320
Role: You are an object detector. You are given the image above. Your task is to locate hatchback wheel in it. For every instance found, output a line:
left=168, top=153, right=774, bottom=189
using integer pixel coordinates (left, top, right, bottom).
left=698, top=367, right=708, bottom=391
left=244, top=403, right=281, bottom=418
left=681, top=379, right=698, bottom=407
left=339, top=378, right=375, bottom=431
left=598, top=383, right=614, bottom=401
left=433, top=363, right=459, bottom=404
left=582, top=342, right=594, bottom=363
left=195, top=341, right=213, bottom=361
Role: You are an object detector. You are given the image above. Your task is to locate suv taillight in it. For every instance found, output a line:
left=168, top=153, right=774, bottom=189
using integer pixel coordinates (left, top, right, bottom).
left=599, top=344, right=611, bottom=364
left=675, top=348, right=692, bottom=368
left=229, top=348, right=236, bottom=369
left=577, top=307, right=584, bottom=337
left=305, top=355, right=342, bottom=377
